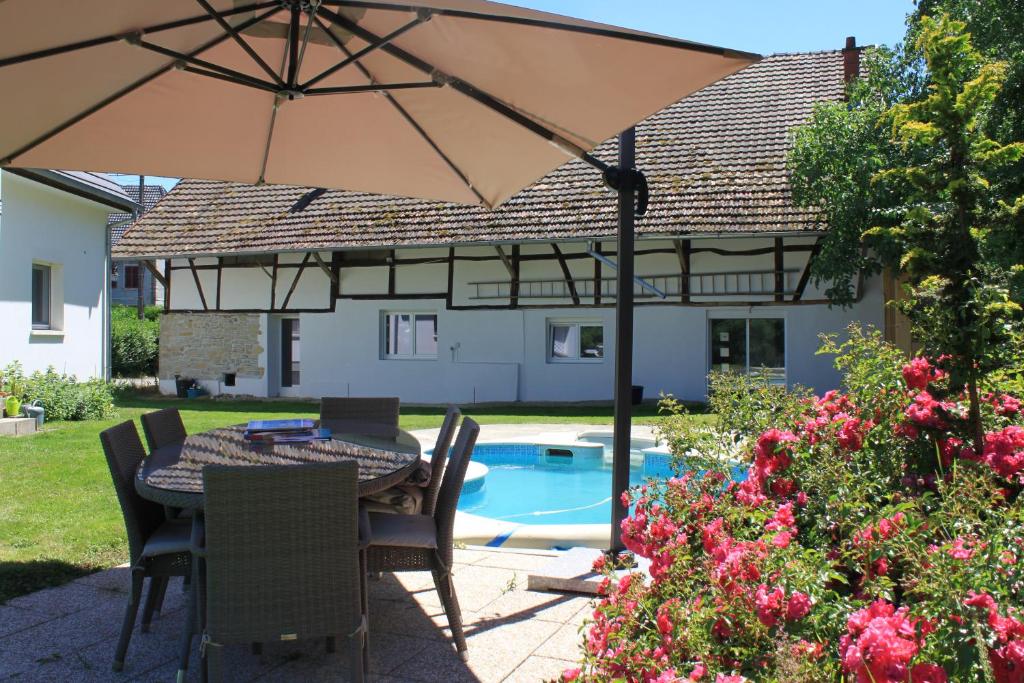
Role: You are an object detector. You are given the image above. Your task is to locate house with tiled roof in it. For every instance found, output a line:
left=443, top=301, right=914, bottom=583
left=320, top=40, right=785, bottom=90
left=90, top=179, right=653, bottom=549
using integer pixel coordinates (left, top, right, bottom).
left=107, top=183, right=168, bottom=307
left=1, top=169, right=138, bottom=382
left=115, top=42, right=890, bottom=403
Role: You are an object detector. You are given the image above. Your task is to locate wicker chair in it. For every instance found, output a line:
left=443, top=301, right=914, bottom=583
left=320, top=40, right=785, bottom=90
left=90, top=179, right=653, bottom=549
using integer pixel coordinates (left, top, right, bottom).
left=197, top=462, right=369, bottom=682
left=140, top=408, right=187, bottom=452
left=99, top=421, right=191, bottom=672
left=366, top=417, right=480, bottom=659
left=421, top=406, right=461, bottom=517
left=320, top=397, right=400, bottom=439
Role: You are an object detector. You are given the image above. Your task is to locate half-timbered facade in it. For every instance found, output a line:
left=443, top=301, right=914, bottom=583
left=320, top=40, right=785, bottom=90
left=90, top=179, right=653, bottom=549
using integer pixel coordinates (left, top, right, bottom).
left=115, top=46, right=887, bottom=403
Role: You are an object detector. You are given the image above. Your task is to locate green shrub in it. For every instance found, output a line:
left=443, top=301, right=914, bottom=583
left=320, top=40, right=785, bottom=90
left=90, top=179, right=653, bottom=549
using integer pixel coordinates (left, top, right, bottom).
left=111, top=305, right=160, bottom=377
left=1, top=362, right=115, bottom=421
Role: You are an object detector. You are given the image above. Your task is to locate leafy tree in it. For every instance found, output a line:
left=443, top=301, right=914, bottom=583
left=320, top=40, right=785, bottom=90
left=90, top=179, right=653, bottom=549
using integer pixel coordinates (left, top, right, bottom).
left=867, top=13, right=1024, bottom=446
left=789, top=46, right=923, bottom=305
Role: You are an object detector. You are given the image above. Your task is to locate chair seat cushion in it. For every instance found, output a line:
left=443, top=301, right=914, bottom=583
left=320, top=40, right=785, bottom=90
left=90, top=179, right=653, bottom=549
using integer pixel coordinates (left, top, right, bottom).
left=363, top=486, right=423, bottom=514
left=142, top=519, right=192, bottom=558
left=367, top=512, right=438, bottom=549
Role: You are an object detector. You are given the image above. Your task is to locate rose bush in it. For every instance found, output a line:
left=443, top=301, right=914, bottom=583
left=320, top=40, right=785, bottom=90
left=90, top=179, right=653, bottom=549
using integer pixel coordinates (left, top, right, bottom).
left=565, top=329, right=1023, bottom=682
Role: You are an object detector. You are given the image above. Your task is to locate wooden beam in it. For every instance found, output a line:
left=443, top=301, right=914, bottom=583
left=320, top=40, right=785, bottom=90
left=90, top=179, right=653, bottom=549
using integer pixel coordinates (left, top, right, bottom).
left=259, top=264, right=274, bottom=279
left=162, top=260, right=171, bottom=312
left=311, top=252, right=338, bottom=285
left=494, top=246, right=515, bottom=277
left=446, top=247, right=455, bottom=310
left=387, top=249, right=396, bottom=296
left=187, top=258, right=209, bottom=311
left=280, top=253, right=312, bottom=310
left=774, top=238, right=785, bottom=302
left=510, top=245, right=520, bottom=308
left=215, top=257, right=223, bottom=310
left=269, top=254, right=279, bottom=310
left=551, top=244, right=580, bottom=305
left=140, top=260, right=168, bottom=290
left=792, top=239, right=822, bottom=302
left=672, top=239, right=691, bottom=303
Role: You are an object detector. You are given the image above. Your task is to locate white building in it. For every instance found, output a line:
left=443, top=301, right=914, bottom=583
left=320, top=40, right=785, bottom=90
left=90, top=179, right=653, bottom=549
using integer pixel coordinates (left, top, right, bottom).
left=0, top=169, right=138, bottom=379
left=115, top=46, right=899, bottom=404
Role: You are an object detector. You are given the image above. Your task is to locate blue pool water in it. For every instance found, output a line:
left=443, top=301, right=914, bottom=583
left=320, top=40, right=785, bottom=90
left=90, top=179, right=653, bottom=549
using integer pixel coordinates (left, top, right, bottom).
left=454, top=440, right=655, bottom=525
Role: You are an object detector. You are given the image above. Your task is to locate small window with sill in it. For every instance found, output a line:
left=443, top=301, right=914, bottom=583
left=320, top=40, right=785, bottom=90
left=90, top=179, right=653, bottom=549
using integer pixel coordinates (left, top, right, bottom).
left=548, top=321, right=604, bottom=363
left=32, top=264, right=52, bottom=330
left=709, top=317, right=785, bottom=383
left=382, top=312, right=438, bottom=360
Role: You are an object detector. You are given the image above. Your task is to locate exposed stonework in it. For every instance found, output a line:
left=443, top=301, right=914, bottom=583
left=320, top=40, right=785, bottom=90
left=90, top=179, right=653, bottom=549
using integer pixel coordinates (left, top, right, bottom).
left=159, top=313, right=264, bottom=380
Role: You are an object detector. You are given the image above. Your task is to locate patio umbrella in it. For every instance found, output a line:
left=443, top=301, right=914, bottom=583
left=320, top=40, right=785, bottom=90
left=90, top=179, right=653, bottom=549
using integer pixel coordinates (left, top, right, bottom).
left=0, top=0, right=758, bottom=550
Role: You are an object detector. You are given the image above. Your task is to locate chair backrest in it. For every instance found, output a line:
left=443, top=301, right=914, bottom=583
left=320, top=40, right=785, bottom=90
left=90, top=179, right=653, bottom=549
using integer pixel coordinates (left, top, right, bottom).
left=421, top=405, right=461, bottom=517
left=140, top=408, right=187, bottom=452
left=433, top=418, right=480, bottom=567
left=320, top=397, right=400, bottom=439
left=99, top=421, right=167, bottom=566
left=202, top=462, right=362, bottom=645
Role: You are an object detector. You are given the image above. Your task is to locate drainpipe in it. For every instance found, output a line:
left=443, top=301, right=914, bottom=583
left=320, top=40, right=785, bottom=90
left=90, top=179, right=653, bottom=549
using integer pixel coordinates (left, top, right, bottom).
left=104, top=208, right=112, bottom=381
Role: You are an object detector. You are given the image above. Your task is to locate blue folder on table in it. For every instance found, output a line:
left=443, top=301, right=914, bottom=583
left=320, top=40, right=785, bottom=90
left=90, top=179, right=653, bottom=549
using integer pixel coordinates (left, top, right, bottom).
left=246, top=418, right=316, bottom=431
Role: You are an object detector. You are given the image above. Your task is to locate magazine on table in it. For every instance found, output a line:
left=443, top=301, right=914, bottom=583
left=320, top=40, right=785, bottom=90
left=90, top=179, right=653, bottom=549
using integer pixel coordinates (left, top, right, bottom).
left=243, top=419, right=330, bottom=444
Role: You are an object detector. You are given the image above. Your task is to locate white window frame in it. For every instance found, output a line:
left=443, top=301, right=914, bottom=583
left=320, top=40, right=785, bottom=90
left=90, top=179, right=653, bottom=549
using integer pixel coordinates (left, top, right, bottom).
left=31, top=263, right=52, bottom=330
left=547, top=320, right=605, bottom=364
left=381, top=311, right=438, bottom=360
left=707, top=314, right=787, bottom=384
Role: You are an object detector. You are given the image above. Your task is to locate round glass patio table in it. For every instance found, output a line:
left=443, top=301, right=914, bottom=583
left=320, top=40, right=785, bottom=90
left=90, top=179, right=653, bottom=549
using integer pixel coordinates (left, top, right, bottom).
left=135, top=425, right=421, bottom=509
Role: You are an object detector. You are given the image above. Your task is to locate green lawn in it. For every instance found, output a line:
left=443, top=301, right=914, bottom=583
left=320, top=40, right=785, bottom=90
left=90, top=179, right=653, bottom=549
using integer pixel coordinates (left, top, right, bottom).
left=0, top=393, right=707, bottom=603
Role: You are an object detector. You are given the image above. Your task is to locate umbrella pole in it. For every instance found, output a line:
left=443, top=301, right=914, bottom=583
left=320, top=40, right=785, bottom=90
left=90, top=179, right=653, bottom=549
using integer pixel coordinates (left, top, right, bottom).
left=609, top=127, right=636, bottom=554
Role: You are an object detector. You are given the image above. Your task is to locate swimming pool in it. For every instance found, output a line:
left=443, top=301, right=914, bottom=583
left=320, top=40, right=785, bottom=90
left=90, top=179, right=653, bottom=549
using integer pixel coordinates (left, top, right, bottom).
left=451, top=435, right=663, bottom=525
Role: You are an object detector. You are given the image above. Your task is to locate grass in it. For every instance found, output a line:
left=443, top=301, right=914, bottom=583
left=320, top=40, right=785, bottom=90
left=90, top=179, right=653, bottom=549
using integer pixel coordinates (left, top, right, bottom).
left=0, top=392, right=710, bottom=603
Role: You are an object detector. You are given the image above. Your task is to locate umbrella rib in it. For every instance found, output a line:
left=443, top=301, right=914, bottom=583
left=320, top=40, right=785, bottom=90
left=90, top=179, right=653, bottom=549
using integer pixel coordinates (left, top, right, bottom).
left=316, top=5, right=609, bottom=174
left=325, top=1, right=759, bottom=59
left=133, top=38, right=280, bottom=92
left=299, top=13, right=429, bottom=91
left=0, top=2, right=278, bottom=69
left=0, top=7, right=280, bottom=166
left=194, top=0, right=287, bottom=88
left=305, top=82, right=439, bottom=95
left=314, top=15, right=490, bottom=207
left=178, top=64, right=280, bottom=93
left=292, top=0, right=321, bottom=87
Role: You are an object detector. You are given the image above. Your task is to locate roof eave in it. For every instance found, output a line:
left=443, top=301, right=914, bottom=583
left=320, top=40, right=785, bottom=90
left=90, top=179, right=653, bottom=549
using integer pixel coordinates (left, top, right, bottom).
left=6, top=168, right=141, bottom=213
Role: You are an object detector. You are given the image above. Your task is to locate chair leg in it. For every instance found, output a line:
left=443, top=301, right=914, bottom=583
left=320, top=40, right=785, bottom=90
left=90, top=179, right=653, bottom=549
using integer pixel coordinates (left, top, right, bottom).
left=432, top=569, right=467, bottom=659
left=113, top=568, right=145, bottom=671
left=154, top=575, right=170, bottom=613
left=203, top=641, right=222, bottom=683
left=141, top=576, right=165, bottom=633
left=177, top=560, right=200, bottom=682
left=359, top=550, right=370, bottom=662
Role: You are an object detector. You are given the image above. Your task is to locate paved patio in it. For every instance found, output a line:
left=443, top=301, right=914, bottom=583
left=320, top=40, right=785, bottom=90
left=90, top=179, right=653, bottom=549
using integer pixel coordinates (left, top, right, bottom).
left=0, top=547, right=591, bottom=682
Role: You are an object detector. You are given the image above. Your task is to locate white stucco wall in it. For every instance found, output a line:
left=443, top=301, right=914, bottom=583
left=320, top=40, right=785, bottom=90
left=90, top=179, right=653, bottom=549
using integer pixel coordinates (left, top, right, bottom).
left=160, top=236, right=886, bottom=403
left=0, top=172, right=110, bottom=379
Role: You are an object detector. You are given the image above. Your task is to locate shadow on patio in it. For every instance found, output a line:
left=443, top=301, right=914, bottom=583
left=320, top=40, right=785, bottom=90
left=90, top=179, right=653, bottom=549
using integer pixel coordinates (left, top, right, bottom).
left=0, top=547, right=590, bottom=682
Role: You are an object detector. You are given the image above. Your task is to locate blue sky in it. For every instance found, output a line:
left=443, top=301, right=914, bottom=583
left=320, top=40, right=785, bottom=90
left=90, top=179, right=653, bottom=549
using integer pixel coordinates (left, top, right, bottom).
left=517, top=0, right=916, bottom=55
left=121, top=0, right=916, bottom=191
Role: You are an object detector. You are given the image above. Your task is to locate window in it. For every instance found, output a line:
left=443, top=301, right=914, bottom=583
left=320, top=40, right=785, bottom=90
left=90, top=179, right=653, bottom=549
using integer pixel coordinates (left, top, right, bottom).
left=549, top=321, right=604, bottom=362
left=31, top=264, right=51, bottom=329
left=111, top=264, right=119, bottom=289
left=709, top=318, right=785, bottom=383
left=382, top=312, right=438, bottom=359
left=123, top=265, right=140, bottom=289
left=281, top=318, right=300, bottom=387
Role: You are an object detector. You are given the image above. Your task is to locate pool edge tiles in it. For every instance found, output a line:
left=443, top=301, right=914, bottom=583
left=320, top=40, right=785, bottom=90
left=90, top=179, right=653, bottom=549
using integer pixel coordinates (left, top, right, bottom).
left=453, top=511, right=610, bottom=551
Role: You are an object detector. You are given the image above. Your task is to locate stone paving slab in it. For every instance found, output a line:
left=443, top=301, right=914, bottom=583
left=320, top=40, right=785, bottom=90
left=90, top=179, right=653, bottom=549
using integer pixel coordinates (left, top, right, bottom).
left=0, top=547, right=591, bottom=682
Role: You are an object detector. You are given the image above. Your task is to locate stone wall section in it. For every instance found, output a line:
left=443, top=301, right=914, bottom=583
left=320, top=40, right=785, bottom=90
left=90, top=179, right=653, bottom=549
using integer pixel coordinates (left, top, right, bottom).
left=159, top=313, right=264, bottom=380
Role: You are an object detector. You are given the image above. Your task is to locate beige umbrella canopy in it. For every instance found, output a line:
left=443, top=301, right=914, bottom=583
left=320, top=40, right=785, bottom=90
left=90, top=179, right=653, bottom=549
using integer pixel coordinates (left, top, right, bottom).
left=0, top=0, right=756, bottom=207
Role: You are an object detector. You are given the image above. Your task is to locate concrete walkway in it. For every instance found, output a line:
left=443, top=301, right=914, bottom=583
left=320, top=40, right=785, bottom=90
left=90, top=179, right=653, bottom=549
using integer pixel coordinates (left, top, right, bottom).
left=0, top=547, right=591, bottom=682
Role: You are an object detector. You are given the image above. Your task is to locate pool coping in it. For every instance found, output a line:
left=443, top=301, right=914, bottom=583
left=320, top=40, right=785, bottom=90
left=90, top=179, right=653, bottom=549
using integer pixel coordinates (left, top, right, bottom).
left=411, top=423, right=662, bottom=551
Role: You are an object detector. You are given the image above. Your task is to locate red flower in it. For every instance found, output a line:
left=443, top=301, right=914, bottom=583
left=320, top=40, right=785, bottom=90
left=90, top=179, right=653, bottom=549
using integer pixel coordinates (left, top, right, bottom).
left=982, top=426, right=1024, bottom=482
left=786, top=592, right=813, bottom=621
left=905, top=391, right=950, bottom=430
left=755, top=584, right=785, bottom=627
left=910, top=663, right=949, bottom=682
left=840, top=601, right=921, bottom=683
left=902, top=357, right=946, bottom=391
